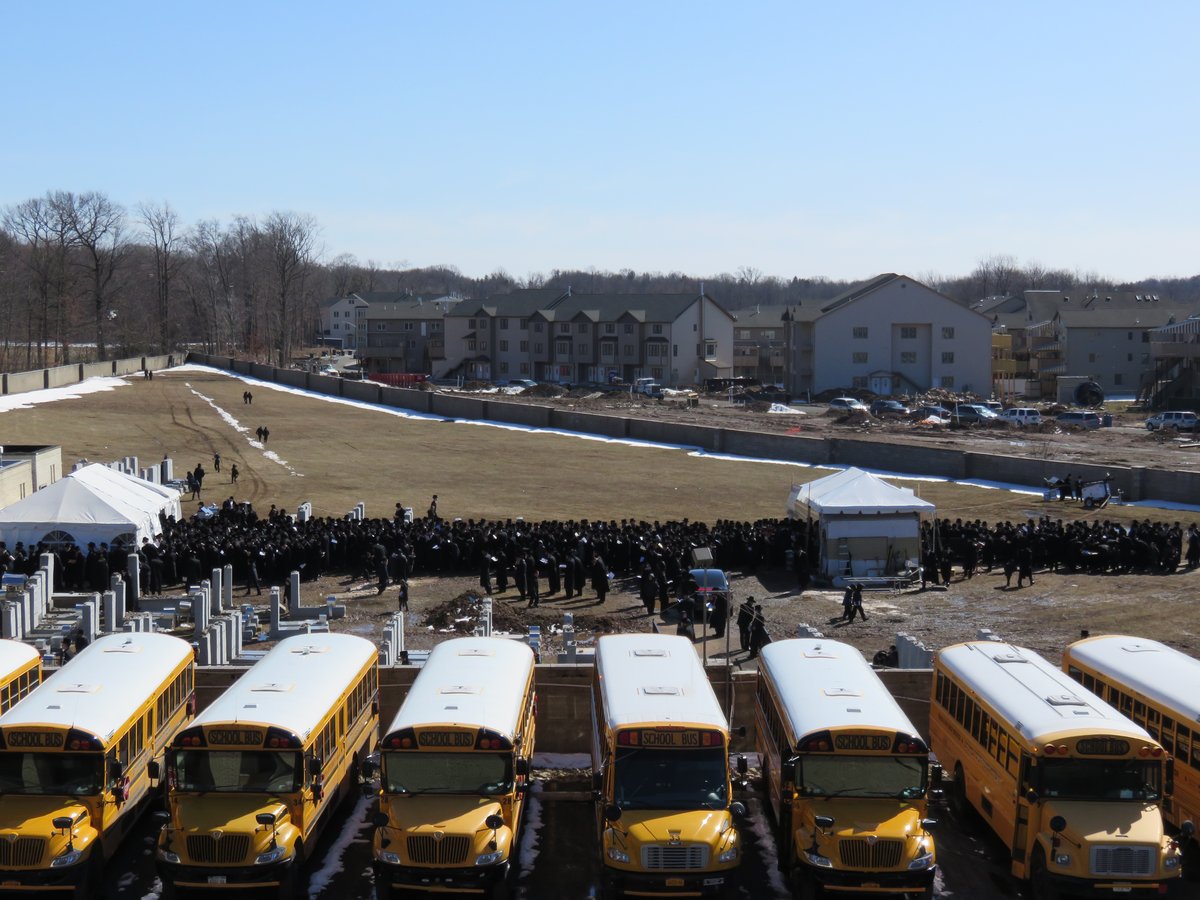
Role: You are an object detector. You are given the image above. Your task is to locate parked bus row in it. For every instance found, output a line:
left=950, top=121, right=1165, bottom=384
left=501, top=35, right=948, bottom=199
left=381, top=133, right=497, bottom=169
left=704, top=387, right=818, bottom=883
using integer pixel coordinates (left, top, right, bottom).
left=0, top=632, right=1196, bottom=898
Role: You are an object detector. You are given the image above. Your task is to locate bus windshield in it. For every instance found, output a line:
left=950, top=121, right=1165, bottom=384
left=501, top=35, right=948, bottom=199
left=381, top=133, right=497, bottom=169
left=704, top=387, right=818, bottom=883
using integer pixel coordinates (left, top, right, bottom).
left=1035, top=758, right=1161, bottom=802
left=170, top=750, right=302, bottom=793
left=383, top=752, right=512, bottom=795
left=798, top=755, right=926, bottom=799
left=613, top=747, right=728, bottom=810
left=0, top=752, right=104, bottom=796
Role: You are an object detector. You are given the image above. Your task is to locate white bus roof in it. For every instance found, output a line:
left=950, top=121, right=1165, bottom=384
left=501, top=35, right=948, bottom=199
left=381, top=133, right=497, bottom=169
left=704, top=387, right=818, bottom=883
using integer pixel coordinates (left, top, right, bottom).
left=0, top=633, right=191, bottom=742
left=759, top=639, right=922, bottom=742
left=937, top=641, right=1153, bottom=745
left=595, top=634, right=727, bottom=733
left=1066, top=635, right=1200, bottom=727
left=386, top=637, right=535, bottom=740
left=194, top=633, right=376, bottom=740
left=0, top=639, right=39, bottom=680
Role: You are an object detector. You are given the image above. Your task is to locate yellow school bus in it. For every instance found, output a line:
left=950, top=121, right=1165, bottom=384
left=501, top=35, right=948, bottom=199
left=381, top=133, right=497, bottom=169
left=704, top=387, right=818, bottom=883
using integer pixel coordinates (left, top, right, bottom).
left=0, top=632, right=194, bottom=898
left=755, top=639, right=937, bottom=898
left=591, top=633, right=743, bottom=898
left=931, top=641, right=1181, bottom=898
left=156, top=633, right=378, bottom=897
left=369, top=636, right=536, bottom=899
left=1063, top=635, right=1199, bottom=867
left=0, top=639, right=41, bottom=714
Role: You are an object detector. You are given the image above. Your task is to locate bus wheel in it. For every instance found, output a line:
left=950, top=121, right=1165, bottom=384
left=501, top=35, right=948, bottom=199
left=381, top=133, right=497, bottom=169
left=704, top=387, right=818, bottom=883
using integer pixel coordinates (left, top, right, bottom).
left=1183, top=837, right=1200, bottom=881
left=793, top=870, right=820, bottom=900
left=375, top=878, right=394, bottom=900
left=950, top=764, right=969, bottom=820
left=72, top=853, right=103, bottom=900
left=1030, top=848, right=1059, bottom=900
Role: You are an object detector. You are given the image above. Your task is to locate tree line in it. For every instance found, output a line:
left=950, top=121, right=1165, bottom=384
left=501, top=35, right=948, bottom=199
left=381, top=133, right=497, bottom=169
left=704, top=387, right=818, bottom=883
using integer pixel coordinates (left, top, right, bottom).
left=2, top=192, right=1198, bottom=372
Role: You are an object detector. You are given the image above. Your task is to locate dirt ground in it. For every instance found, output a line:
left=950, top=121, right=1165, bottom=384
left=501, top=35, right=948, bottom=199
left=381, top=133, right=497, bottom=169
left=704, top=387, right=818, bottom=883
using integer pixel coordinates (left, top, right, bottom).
left=5, top=366, right=1199, bottom=664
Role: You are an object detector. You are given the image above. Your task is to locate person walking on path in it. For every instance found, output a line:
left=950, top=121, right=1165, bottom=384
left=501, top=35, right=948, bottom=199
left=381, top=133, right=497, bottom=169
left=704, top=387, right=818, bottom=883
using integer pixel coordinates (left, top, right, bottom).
left=737, top=596, right=755, bottom=652
left=849, top=583, right=868, bottom=622
left=261, top=426, right=269, bottom=444
left=230, top=463, right=239, bottom=485
left=213, top=452, right=221, bottom=473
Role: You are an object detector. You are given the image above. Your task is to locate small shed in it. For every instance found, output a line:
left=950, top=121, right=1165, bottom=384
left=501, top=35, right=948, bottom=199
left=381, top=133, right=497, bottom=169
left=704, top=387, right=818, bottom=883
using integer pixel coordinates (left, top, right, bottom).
left=788, top=468, right=935, bottom=581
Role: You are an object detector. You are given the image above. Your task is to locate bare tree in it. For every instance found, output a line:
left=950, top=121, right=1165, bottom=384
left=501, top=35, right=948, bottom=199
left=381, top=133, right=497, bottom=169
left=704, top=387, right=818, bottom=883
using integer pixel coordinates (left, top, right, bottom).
left=262, top=212, right=319, bottom=366
left=138, top=202, right=185, bottom=352
left=3, top=195, right=75, bottom=367
left=57, top=191, right=129, bottom=360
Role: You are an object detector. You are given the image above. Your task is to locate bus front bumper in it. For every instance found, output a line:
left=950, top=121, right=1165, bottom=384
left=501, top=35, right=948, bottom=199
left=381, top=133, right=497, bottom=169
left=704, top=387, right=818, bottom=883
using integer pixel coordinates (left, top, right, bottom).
left=601, top=868, right=734, bottom=897
left=807, top=863, right=937, bottom=894
left=1039, top=872, right=1179, bottom=899
left=0, top=864, right=88, bottom=891
left=155, top=858, right=295, bottom=890
left=373, top=860, right=508, bottom=894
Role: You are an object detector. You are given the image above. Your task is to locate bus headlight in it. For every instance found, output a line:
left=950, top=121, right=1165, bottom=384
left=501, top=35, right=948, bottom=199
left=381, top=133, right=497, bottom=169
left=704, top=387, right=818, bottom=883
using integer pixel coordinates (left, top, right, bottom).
left=475, top=850, right=505, bottom=867
left=908, top=848, right=934, bottom=870
left=1053, top=853, right=1071, bottom=866
left=50, top=849, right=83, bottom=868
left=606, top=847, right=630, bottom=863
left=255, top=846, right=287, bottom=865
left=378, top=850, right=401, bottom=865
left=718, top=847, right=739, bottom=863
left=158, top=849, right=180, bottom=865
left=804, top=851, right=834, bottom=868
left=1164, top=855, right=1181, bottom=870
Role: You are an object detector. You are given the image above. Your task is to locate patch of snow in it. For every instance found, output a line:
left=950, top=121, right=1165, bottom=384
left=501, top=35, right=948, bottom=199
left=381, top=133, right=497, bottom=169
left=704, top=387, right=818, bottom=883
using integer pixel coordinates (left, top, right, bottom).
left=743, top=797, right=789, bottom=897
left=117, top=872, right=136, bottom=888
left=515, top=782, right=544, bottom=898
left=186, top=383, right=303, bottom=477
left=307, top=795, right=372, bottom=898
left=140, top=877, right=162, bottom=900
left=767, top=403, right=805, bottom=415
left=0, top=375, right=130, bottom=414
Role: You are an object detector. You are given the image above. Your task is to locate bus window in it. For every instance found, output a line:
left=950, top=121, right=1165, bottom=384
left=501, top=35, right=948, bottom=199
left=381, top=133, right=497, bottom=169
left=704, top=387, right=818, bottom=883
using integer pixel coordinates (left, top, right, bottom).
left=613, top=746, right=728, bottom=810
left=383, top=752, right=512, bottom=796
left=799, top=754, right=925, bottom=799
left=171, top=750, right=302, bottom=794
left=0, top=753, right=103, bottom=795
left=1036, top=757, right=1161, bottom=802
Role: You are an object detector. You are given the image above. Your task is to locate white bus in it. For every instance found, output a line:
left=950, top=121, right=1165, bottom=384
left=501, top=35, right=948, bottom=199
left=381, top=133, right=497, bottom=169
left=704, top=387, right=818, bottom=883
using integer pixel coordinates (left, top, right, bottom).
left=591, top=633, right=743, bottom=898
left=155, top=633, right=378, bottom=897
left=370, top=636, right=537, bottom=899
left=755, top=639, right=937, bottom=897
left=0, top=638, right=41, bottom=714
left=0, top=632, right=195, bottom=898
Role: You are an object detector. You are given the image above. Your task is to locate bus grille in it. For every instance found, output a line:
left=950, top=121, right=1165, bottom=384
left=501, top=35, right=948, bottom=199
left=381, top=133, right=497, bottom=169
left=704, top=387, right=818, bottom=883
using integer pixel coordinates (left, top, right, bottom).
left=186, top=834, right=251, bottom=865
left=641, top=844, right=708, bottom=870
left=839, top=838, right=904, bottom=869
left=407, top=835, right=471, bottom=865
left=0, top=837, right=45, bottom=867
left=1091, top=845, right=1154, bottom=876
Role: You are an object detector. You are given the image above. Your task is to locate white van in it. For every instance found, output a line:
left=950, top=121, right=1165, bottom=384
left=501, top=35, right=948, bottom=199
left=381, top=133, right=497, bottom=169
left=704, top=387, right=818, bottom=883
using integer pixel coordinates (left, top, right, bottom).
left=1145, top=410, right=1198, bottom=431
left=999, top=407, right=1042, bottom=426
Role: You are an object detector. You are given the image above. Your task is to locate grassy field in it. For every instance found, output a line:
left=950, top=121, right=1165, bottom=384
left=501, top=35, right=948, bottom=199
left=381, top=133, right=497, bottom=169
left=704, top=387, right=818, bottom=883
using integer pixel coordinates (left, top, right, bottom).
left=4, top=366, right=1198, bottom=660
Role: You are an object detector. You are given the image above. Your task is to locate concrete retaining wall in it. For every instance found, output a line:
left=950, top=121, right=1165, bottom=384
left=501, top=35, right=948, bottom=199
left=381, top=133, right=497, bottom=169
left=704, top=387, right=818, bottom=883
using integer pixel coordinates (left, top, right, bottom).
left=344, top=379, right=384, bottom=404
left=275, top=368, right=307, bottom=389
left=192, top=663, right=933, bottom=754
left=1, top=354, right=182, bottom=396
left=3, top=370, right=44, bottom=394
left=185, top=353, right=1200, bottom=505
left=81, top=361, right=115, bottom=379
left=44, top=364, right=79, bottom=388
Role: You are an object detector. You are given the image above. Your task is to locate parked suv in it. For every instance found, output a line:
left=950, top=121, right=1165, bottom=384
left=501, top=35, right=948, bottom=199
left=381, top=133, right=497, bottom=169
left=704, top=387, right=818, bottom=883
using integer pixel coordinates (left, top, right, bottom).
left=869, top=399, right=911, bottom=417
left=1145, top=410, right=1198, bottom=431
left=950, top=404, right=1004, bottom=426
left=999, top=407, right=1042, bottom=426
left=1056, top=410, right=1102, bottom=430
left=829, top=397, right=869, bottom=413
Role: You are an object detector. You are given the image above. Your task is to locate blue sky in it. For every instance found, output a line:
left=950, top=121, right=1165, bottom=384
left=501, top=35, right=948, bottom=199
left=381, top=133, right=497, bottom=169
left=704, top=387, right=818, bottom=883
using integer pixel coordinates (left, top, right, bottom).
left=3, top=2, right=1196, bottom=282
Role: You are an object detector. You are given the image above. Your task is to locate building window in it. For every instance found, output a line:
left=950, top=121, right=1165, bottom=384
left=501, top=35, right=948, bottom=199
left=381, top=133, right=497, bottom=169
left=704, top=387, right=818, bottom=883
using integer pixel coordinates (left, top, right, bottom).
left=500, top=318, right=509, bottom=330
left=520, top=340, right=529, bottom=352
left=559, top=323, right=570, bottom=333
left=407, top=340, right=416, bottom=349
left=624, top=345, right=634, bottom=356
left=605, top=323, right=616, bottom=334
left=520, top=362, right=530, bottom=374
left=942, top=352, right=954, bottom=364
left=499, top=361, right=509, bottom=373
left=900, top=351, right=917, bottom=365
left=762, top=330, right=775, bottom=340
left=942, top=327, right=955, bottom=339
left=705, top=341, right=717, bottom=357
left=653, top=324, right=663, bottom=335
left=468, top=318, right=477, bottom=329
left=900, top=326, right=917, bottom=339
left=534, top=323, right=544, bottom=333
left=403, top=322, right=414, bottom=331
left=333, top=310, right=339, bottom=318
left=625, top=324, right=635, bottom=334
left=851, top=376, right=868, bottom=388
left=852, top=352, right=868, bottom=364
left=376, top=323, right=386, bottom=331
left=578, top=343, right=588, bottom=354
left=557, top=341, right=570, bottom=355
left=1088, top=353, right=1097, bottom=363
left=1114, top=373, right=1124, bottom=385
left=940, top=375, right=955, bottom=388
left=1142, top=332, right=1149, bottom=342
left=479, top=340, right=487, bottom=351
left=467, top=340, right=477, bottom=351
left=520, top=318, right=528, bottom=329
left=577, top=322, right=588, bottom=334
left=651, top=367, right=663, bottom=379
left=853, top=327, right=868, bottom=339
left=499, top=340, right=508, bottom=352
left=534, top=343, right=543, bottom=353
left=1127, top=353, right=1133, bottom=362
left=739, top=329, right=751, bottom=339
left=558, top=365, right=571, bottom=376
left=1127, top=331, right=1133, bottom=340
left=430, top=322, right=441, bottom=331
left=674, top=344, right=679, bottom=357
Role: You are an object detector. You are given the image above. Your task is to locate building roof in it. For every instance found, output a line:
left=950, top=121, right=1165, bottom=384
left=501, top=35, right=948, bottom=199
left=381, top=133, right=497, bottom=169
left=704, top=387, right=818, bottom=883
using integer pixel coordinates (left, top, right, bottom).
left=318, top=295, right=370, bottom=310
left=194, top=634, right=376, bottom=740
left=450, top=291, right=732, bottom=325
left=1058, top=308, right=1181, bottom=329
left=385, top=637, right=536, bottom=741
left=595, top=634, right=727, bottom=733
left=0, top=633, right=192, bottom=743
left=1065, top=635, right=1200, bottom=726
left=730, top=304, right=796, bottom=327
left=363, top=297, right=462, bottom=320
left=820, top=274, right=902, bottom=313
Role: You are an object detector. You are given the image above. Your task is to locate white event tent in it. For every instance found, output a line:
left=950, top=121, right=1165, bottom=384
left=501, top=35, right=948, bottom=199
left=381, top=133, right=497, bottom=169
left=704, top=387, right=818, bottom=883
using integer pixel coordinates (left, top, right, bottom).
left=788, top=467, right=935, bottom=581
left=0, top=463, right=181, bottom=551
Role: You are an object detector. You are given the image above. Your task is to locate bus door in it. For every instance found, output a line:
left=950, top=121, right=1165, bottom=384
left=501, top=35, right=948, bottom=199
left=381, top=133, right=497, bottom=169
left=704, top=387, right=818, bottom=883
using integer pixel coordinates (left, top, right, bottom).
left=1011, top=753, right=1036, bottom=876
left=779, top=754, right=799, bottom=867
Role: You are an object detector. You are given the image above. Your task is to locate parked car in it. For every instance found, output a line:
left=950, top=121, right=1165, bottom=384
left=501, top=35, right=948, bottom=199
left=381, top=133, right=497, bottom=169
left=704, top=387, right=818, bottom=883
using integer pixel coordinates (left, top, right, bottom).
left=829, top=397, right=869, bottom=413
left=910, top=404, right=951, bottom=420
left=869, top=399, right=911, bottom=417
left=1145, top=410, right=1198, bottom=431
left=983, top=400, right=1003, bottom=413
left=999, top=407, right=1043, bottom=426
left=950, top=404, right=1005, bottom=426
left=1056, top=410, right=1102, bottom=430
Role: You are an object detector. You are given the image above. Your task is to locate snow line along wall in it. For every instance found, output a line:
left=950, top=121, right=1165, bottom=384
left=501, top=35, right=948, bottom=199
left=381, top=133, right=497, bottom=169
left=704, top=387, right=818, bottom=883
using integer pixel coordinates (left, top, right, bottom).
left=1, top=354, right=178, bottom=395
left=184, top=663, right=931, bottom=755
left=187, top=353, right=1198, bottom=504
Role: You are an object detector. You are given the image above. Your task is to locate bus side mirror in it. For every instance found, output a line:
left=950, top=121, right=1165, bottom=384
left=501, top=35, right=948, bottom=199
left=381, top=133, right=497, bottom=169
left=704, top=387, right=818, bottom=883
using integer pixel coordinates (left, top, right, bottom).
left=52, top=816, right=74, bottom=832
left=110, top=759, right=126, bottom=780
left=516, top=758, right=531, bottom=777
left=371, top=812, right=389, bottom=828
left=256, top=813, right=277, bottom=826
left=729, top=801, right=746, bottom=821
left=921, top=818, right=938, bottom=829
left=1181, top=820, right=1196, bottom=838
left=1025, top=789, right=1039, bottom=803
left=604, top=804, right=622, bottom=823
left=814, top=815, right=834, bottom=830
left=1165, top=758, right=1174, bottom=796
left=153, top=811, right=170, bottom=826
left=361, top=757, right=379, bottom=779
left=736, top=756, right=749, bottom=777
left=735, top=725, right=747, bottom=738
left=592, top=772, right=603, bottom=793
left=310, top=755, right=324, bottom=779
left=485, top=814, right=504, bottom=831
left=1049, top=815, right=1067, bottom=833
left=148, top=761, right=161, bottom=782
left=930, top=764, right=943, bottom=787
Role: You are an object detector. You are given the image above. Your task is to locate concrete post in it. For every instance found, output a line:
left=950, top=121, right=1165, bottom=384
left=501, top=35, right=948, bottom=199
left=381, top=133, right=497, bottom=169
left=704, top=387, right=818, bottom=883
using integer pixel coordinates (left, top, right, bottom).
left=211, top=568, right=223, bottom=614
left=192, top=590, right=208, bottom=636
left=222, top=564, right=234, bottom=610
left=126, top=553, right=140, bottom=606
left=113, top=579, right=126, bottom=625
left=269, top=587, right=281, bottom=634
left=1, top=603, right=19, bottom=639
left=102, top=591, right=116, bottom=634
left=289, top=571, right=301, bottom=615
left=38, top=553, right=54, bottom=595
left=24, top=585, right=38, bottom=631
left=78, top=601, right=98, bottom=643
left=160, top=457, right=173, bottom=483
